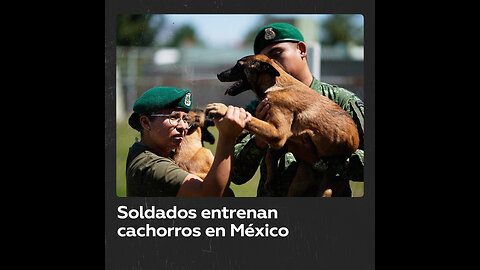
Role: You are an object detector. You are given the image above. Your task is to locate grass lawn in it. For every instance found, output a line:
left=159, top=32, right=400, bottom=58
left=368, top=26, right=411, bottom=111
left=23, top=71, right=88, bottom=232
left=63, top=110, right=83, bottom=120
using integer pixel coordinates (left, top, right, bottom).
left=115, top=120, right=362, bottom=197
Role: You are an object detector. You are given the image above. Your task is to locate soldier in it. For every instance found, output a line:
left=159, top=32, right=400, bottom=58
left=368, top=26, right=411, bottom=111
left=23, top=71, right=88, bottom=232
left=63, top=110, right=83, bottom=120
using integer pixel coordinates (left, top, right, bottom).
left=230, top=23, right=364, bottom=196
left=126, top=87, right=251, bottom=197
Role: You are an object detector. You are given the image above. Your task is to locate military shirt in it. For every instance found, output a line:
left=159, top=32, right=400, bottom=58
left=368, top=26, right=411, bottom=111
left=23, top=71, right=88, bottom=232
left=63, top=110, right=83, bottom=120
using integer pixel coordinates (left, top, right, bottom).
left=231, top=78, right=364, bottom=196
left=126, top=142, right=188, bottom=196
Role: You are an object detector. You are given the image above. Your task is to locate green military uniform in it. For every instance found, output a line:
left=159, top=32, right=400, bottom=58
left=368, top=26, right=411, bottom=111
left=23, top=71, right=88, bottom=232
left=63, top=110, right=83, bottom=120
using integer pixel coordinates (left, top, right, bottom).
left=126, top=142, right=188, bottom=196
left=230, top=78, right=365, bottom=196
left=230, top=22, right=365, bottom=196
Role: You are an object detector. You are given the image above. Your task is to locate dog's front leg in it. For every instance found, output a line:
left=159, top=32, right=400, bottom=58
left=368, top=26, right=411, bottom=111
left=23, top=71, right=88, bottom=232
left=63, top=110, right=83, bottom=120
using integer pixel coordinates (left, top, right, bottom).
left=246, top=117, right=291, bottom=150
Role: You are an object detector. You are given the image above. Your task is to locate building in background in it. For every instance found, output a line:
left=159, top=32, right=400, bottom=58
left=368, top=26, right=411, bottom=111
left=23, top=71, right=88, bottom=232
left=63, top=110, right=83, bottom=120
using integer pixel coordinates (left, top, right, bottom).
left=116, top=15, right=364, bottom=122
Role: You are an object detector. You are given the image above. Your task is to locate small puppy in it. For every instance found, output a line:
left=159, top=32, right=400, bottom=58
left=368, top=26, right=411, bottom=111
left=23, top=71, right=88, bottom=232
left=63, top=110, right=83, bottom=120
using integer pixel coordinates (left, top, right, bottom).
left=173, top=109, right=234, bottom=197
left=173, top=109, right=215, bottom=179
left=206, top=54, right=359, bottom=196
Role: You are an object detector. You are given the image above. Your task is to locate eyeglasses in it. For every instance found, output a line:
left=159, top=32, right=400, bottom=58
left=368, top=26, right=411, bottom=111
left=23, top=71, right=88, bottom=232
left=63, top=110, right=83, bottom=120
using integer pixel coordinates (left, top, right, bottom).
left=150, top=112, right=195, bottom=128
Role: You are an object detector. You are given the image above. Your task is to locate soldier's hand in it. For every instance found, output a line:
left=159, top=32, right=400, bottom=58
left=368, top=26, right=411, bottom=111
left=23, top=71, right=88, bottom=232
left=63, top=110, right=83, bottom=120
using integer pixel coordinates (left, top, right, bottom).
left=322, top=189, right=332, bottom=197
left=215, top=105, right=251, bottom=139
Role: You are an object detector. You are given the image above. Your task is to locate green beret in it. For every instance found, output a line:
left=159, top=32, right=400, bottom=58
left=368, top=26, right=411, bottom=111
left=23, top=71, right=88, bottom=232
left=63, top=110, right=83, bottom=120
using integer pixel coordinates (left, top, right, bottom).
left=253, top=23, right=305, bottom=54
left=128, top=87, right=192, bottom=131
left=133, top=87, right=192, bottom=115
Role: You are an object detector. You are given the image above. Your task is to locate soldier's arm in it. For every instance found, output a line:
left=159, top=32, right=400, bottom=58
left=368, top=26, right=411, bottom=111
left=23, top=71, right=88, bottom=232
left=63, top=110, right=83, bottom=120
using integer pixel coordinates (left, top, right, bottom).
left=315, top=86, right=366, bottom=182
left=230, top=98, right=270, bottom=185
left=324, top=148, right=364, bottom=182
left=342, top=97, right=365, bottom=181
left=327, top=87, right=365, bottom=182
left=230, top=133, right=267, bottom=185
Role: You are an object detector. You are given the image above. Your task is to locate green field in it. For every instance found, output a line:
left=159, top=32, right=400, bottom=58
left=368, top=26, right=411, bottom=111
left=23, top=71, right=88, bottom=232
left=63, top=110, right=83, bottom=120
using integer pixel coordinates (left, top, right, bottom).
left=116, top=120, right=362, bottom=197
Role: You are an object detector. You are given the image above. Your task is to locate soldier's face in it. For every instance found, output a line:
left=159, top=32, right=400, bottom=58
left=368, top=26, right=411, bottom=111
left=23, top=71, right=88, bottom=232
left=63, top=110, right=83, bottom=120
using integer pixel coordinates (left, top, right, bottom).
left=259, top=41, right=306, bottom=79
left=143, top=109, right=189, bottom=152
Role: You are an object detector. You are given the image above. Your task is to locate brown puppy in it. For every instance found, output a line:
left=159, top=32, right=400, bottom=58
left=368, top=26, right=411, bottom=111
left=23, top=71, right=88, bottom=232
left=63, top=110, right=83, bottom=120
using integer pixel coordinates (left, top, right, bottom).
left=173, top=109, right=215, bottom=179
left=205, top=54, right=359, bottom=196
left=173, top=109, right=234, bottom=197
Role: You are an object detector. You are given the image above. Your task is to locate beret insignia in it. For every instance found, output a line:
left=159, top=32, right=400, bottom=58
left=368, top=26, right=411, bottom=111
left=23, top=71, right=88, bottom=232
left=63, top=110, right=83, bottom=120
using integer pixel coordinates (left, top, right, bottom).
left=184, top=92, right=191, bottom=106
left=264, top=27, right=275, bottom=40
left=254, top=23, right=305, bottom=54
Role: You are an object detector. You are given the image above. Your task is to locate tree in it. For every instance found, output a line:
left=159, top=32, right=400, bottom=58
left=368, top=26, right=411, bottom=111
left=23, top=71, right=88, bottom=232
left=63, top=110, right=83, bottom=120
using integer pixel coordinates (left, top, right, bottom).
left=167, top=24, right=202, bottom=47
left=322, top=15, right=364, bottom=46
left=117, top=15, right=163, bottom=47
left=240, top=16, right=295, bottom=48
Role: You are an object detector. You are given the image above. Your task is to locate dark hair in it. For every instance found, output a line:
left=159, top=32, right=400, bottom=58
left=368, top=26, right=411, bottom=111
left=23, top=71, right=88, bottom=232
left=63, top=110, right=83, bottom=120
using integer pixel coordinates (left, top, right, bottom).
left=128, top=112, right=156, bottom=135
left=128, top=112, right=142, bottom=131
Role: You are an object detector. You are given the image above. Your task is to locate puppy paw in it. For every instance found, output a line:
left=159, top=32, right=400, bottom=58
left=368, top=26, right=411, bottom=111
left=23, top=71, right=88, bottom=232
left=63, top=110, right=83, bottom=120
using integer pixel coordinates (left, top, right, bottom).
left=205, top=103, right=228, bottom=118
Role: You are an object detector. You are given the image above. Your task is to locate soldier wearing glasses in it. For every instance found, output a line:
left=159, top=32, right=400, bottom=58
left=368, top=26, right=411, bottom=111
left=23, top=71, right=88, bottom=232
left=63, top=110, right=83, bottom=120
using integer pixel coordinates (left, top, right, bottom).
left=126, top=87, right=251, bottom=197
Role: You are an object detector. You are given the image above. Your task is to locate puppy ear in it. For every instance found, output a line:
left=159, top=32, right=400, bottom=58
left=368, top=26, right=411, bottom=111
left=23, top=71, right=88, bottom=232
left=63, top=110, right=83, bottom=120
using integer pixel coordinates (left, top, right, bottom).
left=258, top=61, right=280, bottom=77
left=203, top=118, right=215, bottom=128
left=201, top=124, right=216, bottom=145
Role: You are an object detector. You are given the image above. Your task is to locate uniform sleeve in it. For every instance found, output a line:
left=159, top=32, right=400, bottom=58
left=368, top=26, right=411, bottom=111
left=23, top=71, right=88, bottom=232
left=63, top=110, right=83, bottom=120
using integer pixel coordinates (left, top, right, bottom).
left=230, top=133, right=267, bottom=185
left=343, top=97, right=365, bottom=182
left=347, top=98, right=365, bottom=149
left=324, top=86, right=365, bottom=182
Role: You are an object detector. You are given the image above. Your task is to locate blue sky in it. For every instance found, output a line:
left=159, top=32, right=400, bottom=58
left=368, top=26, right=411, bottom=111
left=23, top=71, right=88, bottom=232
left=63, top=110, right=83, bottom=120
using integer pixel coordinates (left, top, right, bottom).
left=154, top=14, right=363, bottom=49
left=162, top=14, right=264, bottom=48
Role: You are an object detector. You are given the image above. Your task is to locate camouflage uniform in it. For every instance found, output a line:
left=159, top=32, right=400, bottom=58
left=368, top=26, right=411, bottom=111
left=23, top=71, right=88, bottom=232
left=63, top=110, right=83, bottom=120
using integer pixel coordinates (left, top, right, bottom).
left=230, top=78, right=364, bottom=196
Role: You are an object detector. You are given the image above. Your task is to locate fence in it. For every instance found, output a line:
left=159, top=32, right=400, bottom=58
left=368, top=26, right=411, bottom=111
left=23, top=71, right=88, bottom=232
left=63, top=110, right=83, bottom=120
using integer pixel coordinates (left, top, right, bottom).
left=116, top=45, right=364, bottom=122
